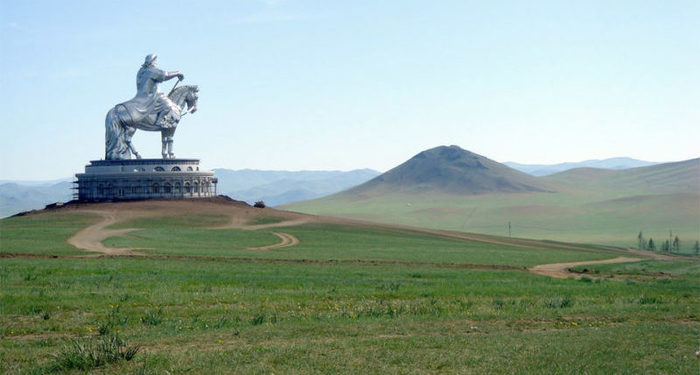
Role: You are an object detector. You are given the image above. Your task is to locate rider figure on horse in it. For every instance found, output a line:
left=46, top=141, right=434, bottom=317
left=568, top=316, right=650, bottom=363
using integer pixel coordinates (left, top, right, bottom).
left=105, top=54, right=198, bottom=161
left=129, top=54, right=184, bottom=128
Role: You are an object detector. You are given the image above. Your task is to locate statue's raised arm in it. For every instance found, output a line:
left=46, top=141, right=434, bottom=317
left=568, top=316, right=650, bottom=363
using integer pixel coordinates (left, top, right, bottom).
left=105, top=54, right=199, bottom=160
left=136, top=54, right=184, bottom=98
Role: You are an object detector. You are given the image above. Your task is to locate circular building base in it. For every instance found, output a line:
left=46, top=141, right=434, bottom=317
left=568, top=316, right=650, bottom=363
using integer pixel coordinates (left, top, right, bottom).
left=75, top=159, right=217, bottom=202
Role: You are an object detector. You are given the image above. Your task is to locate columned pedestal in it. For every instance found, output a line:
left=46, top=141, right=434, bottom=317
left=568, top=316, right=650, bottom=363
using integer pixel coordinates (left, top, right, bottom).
left=75, top=159, right=217, bottom=202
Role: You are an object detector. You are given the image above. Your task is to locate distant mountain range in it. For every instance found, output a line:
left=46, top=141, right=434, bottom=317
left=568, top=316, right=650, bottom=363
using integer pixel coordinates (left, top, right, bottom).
left=0, top=169, right=381, bottom=217
left=0, top=152, right=684, bottom=221
left=212, top=168, right=381, bottom=206
left=0, top=181, right=74, bottom=218
left=504, top=157, right=659, bottom=176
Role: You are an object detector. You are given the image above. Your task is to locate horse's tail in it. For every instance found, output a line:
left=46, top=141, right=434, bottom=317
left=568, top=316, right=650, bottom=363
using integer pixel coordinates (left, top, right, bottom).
left=105, top=106, right=128, bottom=160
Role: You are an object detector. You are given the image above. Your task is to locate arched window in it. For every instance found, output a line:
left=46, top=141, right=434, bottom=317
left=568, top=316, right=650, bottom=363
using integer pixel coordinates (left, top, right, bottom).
left=184, top=182, right=191, bottom=193
left=164, top=183, right=172, bottom=193
left=131, top=186, right=138, bottom=194
left=193, top=181, right=199, bottom=193
left=174, top=182, right=181, bottom=193
left=171, top=166, right=181, bottom=172
left=154, top=167, right=165, bottom=172
left=151, top=183, right=159, bottom=193
left=187, top=166, right=193, bottom=171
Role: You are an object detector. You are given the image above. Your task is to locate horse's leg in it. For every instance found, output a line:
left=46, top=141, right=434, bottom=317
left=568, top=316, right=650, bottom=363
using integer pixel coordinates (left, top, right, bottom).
left=161, top=129, right=168, bottom=159
left=125, top=128, right=141, bottom=159
left=167, top=128, right=175, bottom=159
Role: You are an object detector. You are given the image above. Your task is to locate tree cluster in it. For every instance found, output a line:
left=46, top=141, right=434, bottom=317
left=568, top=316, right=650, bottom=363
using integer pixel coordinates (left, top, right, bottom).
left=637, top=231, right=698, bottom=255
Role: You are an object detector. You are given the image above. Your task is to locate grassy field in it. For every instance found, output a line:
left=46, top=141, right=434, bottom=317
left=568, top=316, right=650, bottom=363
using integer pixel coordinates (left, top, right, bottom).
left=1, top=207, right=699, bottom=373
left=285, top=190, right=700, bottom=250
left=102, top=216, right=621, bottom=267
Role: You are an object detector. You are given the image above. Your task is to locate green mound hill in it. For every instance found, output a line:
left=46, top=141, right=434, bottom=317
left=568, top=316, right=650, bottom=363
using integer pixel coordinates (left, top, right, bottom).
left=351, top=145, right=552, bottom=195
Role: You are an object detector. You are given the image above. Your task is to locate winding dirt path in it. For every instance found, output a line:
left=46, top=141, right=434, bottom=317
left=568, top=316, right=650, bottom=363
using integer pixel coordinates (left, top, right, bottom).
left=66, top=206, right=305, bottom=255
left=67, top=210, right=146, bottom=256
left=246, top=232, right=299, bottom=250
left=528, top=256, right=642, bottom=279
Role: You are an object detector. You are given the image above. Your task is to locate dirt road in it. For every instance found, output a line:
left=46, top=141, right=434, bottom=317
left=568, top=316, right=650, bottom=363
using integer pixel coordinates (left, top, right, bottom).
left=247, top=232, right=299, bottom=250
left=67, top=210, right=146, bottom=256
left=528, top=256, right=642, bottom=279
left=65, top=200, right=306, bottom=255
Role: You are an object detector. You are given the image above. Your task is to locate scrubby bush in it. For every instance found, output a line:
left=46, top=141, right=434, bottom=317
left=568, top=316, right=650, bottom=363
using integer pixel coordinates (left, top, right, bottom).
left=253, top=201, right=266, bottom=208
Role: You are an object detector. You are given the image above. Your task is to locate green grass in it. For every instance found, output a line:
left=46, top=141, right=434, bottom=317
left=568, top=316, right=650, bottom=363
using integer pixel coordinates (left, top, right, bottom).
left=246, top=215, right=286, bottom=226
left=1, top=210, right=698, bottom=373
left=102, top=218, right=621, bottom=266
left=1, top=256, right=698, bottom=374
left=0, top=213, right=99, bottom=255
left=571, top=259, right=700, bottom=277
left=108, top=214, right=230, bottom=229
left=285, top=191, right=700, bottom=251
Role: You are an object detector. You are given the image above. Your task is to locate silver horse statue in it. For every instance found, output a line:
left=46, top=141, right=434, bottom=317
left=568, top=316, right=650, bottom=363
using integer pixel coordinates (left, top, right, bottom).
left=105, top=85, right=199, bottom=160
left=104, top=54, right=199, bottom=160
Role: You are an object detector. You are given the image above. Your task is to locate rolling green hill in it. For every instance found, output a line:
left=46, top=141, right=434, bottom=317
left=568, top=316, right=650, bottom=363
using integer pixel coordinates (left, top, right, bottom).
left=352, top=145, right=552, bottom=195
left=544, top=158, right=700, bottom=195
left=285, top=147, right=700, bottom=249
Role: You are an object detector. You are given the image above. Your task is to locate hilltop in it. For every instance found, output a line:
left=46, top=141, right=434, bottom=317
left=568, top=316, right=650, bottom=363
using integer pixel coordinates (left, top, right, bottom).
left=347, top=145, right=552, bottom=196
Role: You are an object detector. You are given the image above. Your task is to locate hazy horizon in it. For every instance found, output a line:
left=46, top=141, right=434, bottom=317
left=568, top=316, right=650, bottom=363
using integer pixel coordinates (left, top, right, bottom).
left=0, top=152, right=686, bottom=184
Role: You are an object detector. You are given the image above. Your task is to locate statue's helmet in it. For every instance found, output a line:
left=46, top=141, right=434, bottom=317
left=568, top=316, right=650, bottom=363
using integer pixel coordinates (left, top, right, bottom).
left=143, top=54, right=158, bottom=66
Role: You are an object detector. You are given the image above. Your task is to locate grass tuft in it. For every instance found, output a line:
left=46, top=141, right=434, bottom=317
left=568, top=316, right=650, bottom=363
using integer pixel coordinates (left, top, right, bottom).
left=250, top=313, right=266, bottom=326
left=140, top=308, right=164, bottom=326
left=544, top=296, right=573, bottom=309
left=48, top=334, right=140, bottom=372
left=638, top=296, right=663, bottom=305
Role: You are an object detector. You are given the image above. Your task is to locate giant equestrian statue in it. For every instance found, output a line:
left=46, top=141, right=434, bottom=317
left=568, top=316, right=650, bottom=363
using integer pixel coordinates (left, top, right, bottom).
left=105, top=54, right=199, bottom=160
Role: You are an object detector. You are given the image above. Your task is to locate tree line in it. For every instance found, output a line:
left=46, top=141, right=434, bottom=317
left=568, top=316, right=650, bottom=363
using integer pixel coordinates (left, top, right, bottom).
left=637, top=230, right=700, bottom=255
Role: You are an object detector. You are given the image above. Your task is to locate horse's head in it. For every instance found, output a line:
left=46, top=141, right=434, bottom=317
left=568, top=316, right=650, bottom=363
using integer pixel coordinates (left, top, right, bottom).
left=184, top=85, right=199, bottom=113
left=169, top=85, right=199, bottom=113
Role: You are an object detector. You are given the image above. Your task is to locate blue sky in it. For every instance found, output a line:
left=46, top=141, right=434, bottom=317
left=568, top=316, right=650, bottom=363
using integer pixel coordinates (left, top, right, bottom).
left=1, top=0, right=698, bottom=180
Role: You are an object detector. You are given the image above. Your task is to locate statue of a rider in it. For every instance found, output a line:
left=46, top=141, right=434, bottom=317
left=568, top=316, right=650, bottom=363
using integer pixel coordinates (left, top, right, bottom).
left=105, top=54, right=198, bottom=160
left=131, top=54, right=184, bottom=129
